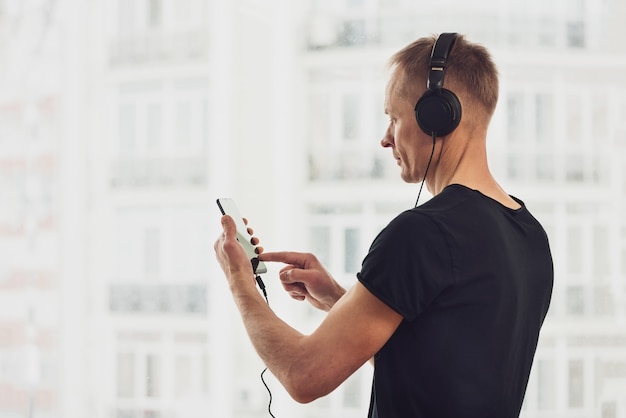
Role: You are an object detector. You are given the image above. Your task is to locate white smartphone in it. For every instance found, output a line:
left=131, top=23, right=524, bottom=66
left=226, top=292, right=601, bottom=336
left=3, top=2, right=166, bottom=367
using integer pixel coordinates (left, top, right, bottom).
left=216, top=198, right=267, bottom=274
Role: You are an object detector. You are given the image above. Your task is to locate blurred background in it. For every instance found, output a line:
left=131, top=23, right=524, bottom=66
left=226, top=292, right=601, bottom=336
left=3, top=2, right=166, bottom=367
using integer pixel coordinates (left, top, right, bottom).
left=1, top=0, right=626, bottom=417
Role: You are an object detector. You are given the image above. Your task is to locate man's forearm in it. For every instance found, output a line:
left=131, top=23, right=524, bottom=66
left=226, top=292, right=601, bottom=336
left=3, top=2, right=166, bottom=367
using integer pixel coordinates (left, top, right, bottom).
left=229, top=272, right=313, bottom=399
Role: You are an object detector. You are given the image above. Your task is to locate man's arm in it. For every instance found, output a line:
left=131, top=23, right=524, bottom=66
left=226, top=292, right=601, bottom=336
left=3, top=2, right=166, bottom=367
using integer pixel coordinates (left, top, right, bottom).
left=215, top=215, right=402, bottom=403
left=230, top=272, right=401, bottom=403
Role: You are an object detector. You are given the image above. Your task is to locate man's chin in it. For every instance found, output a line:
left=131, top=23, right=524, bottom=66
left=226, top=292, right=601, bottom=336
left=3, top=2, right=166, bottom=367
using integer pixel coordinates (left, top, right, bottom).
left=400, top=171, right=421, bottom=184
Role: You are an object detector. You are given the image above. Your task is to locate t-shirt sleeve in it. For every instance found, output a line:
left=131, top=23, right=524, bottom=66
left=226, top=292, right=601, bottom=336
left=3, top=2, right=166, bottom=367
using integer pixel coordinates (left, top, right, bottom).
left=357, top=210, right=455, bottom=321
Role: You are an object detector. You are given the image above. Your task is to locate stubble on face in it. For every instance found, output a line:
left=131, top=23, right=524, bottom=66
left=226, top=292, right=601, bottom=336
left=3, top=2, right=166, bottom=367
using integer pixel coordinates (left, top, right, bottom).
left=388, top=76, right=434, bottom=184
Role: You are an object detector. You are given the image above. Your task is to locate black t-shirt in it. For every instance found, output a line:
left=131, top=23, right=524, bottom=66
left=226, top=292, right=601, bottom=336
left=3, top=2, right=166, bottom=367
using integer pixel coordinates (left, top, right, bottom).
left=358, top=184, right=553, bottom=418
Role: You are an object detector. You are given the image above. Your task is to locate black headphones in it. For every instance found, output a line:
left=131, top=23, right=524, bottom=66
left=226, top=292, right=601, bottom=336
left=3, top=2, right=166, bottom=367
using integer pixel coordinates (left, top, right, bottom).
left=414, top=32, right=462, bottom=137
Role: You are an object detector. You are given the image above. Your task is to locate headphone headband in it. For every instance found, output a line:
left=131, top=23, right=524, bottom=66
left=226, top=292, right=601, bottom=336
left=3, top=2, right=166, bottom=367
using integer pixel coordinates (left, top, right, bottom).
left=427, top=33, right=457, bottom=91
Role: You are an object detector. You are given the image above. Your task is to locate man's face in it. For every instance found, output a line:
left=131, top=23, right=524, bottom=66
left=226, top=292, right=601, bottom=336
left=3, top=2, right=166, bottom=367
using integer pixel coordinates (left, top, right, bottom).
left=381, top=71, right=434, bottom=184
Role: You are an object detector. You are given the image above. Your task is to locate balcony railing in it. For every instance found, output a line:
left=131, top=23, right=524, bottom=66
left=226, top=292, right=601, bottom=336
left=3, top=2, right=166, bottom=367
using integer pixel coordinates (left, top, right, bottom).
left=109, top=283, right=207, bottom=315
left=306, top=12, right=589, bottom=51
left=109, top=30, right=209, bottom=66
left=308, top=149, right=396, bottom=182
left=110, top=156, right=207, bottom=188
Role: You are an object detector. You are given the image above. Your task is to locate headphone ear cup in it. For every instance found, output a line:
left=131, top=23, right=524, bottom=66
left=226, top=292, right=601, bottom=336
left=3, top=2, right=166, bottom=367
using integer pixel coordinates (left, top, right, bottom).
left=414, top=88, right=462, bottom=137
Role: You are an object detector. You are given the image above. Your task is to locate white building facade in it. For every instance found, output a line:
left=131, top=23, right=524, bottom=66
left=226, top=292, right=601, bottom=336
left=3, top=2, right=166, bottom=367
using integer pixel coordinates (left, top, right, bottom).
left=1, top=0, right=626, bottom=418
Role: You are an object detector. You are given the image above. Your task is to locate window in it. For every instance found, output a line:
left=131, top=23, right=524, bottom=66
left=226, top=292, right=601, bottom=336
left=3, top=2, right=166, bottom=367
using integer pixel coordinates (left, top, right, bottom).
left=114, top=206, right=209, bottom=283
left=174, top=355, right=191, bottom=397
left=146, top=103, right=162, bottom=149
left=117, top=352, right=135, bottom=398
left=568, top=359, right=584, bottom=408
left=344, top=227, right=360, bottom=273
left=566, top=286, right=585, bottom=316
left=565, top=154, right=584, bottom=182
left=594, top=286, right=614, bottom=316
left=595, top=155, right=610, bottom=184
left=346, top=0, right=366, bottom=7
left=602, top=402, right=617, bottom=418
left=506, top=93, right=524, bottom=143
left=566, top=95, right=583, bottom=143
left=535, top=93, right=554, bottom=142
left=341, top=93, right=360, bottom=141
left=146, top=354, right=161, bottom=397
left=593, top=225, right=609, bottom=278
left=536, top=154, right=554, bottom=181
left=310, top=226, right=331, bottom=266
left=175, top=101, right=192, bottom=146
left=338, top=20, right=367, bottom=46
left=507, top=153, right=524, bottom=180
left=148, top=0, right=162, bottom=28
left=117, top=0, right=136, bottom=35
left=592, top=93, right=609, bottom=140
left=174, top=0, right=194, bottom=26
left=143, top=227, right=161, bottom=277
left=342, top=371, right=363, bottom=408
left=537, top=358, right=556, bottom=409
left=622, top=227, right=626, bottom=277
left=566, top=21, right=585, bottom=48
left=119, top=104, right=137, bottom=156
left=564, top=0, right=585, bottom=48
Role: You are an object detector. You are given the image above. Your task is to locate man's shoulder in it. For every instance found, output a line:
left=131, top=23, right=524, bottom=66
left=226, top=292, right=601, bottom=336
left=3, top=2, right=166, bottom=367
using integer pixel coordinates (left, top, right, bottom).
left=418, top=184, right=476, bottom=211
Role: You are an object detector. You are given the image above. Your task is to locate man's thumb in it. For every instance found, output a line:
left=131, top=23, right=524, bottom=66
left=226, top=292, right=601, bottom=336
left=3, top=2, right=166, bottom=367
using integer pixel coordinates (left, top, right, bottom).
left=221, top=215, right=237, bottom=237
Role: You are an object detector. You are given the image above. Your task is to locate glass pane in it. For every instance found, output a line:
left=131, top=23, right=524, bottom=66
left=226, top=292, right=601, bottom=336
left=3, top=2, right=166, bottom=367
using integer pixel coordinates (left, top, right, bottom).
left=566, top=286, right=584, bottom=316
left=146, top=354, right=161, bottom=398
left=117, top=352, right=135, bottom=398
left=506, top=93, right=524, bottom=143
left=593, top=225, right=609, bottom=278
left=342, top=93, right=360, bottom=141
left=175, top=102, right=192, bottom=146
left=119, top=104, right=137, bottom=156
left=537, top=359, right=555, bottom=409
left=144, top=227, right=160, bottom=276
left=565, top=96, right=583, bottom=142
left=175, top=355, right=190, bottom=397
left=344, top=227, right=360, bottom=273
left=565, top=154, right=584, bottom=182
left=310, top=226, right=331, bottom=267
left=148, top=0, right=162, bottom=28
left=568, top=359, right=584, bottom=408
left=146, top=103, right=162, bottom=149
left=535, top=93, right=554, bottom=142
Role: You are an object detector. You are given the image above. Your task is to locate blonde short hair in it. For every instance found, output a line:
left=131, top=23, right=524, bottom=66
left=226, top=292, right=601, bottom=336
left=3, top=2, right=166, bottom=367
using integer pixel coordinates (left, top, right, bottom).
left=388, top=34, right=499, bottom=120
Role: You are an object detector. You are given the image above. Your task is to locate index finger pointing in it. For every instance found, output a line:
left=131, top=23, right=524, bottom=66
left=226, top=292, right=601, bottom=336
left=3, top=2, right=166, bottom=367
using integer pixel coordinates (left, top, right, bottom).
left=258, top=251, right=309, bottom=267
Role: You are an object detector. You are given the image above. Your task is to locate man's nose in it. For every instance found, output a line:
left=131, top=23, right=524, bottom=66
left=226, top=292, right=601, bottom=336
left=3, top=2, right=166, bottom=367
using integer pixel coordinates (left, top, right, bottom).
left=381, top=131, right=394, bottom=148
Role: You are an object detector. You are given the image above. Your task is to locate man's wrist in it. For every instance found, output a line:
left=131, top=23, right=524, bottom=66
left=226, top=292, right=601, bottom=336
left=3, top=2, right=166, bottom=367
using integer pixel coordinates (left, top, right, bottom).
left=228, top=270, right=258, bottom=295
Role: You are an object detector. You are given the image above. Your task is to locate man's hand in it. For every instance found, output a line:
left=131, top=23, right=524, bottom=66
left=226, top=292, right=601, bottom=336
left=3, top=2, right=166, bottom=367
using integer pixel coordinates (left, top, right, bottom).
left=214, top=215, right=257, bottom=290
left=258, top=251, right=346, bottom=311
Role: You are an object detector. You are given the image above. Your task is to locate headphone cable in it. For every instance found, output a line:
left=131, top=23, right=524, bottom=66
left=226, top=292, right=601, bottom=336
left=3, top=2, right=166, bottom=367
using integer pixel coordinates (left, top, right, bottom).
left=255, top=274, right=276, bottom=418
left=415, top=132, right=437, bottom=207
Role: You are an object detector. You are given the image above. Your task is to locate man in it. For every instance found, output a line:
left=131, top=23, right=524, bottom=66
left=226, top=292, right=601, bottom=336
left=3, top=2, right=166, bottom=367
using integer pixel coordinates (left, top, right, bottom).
left=214, top=33, right=553, bottom=417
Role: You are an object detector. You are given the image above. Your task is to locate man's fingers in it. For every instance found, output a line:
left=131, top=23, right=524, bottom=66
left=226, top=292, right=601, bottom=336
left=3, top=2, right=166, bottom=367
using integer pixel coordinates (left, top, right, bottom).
left=279, top=268, right=319, bottom=287
left=258, top=251, right=312, bottom=267
left=282, top=282, right=307, bottom=299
